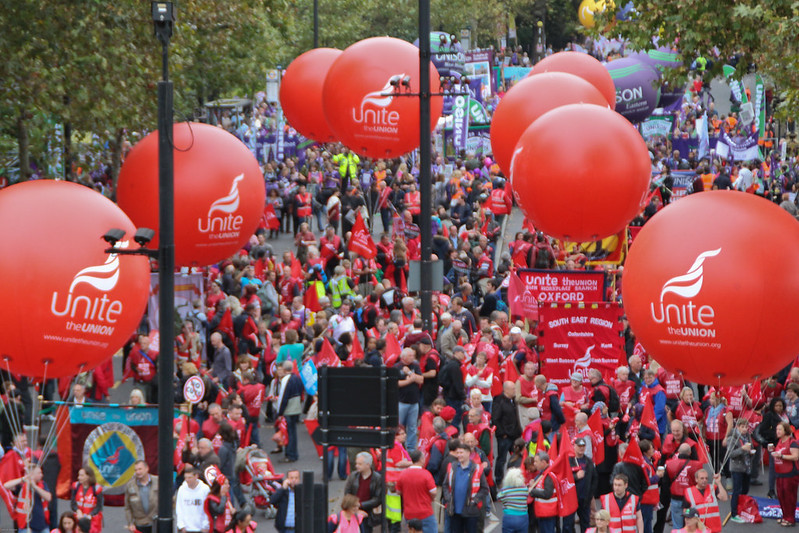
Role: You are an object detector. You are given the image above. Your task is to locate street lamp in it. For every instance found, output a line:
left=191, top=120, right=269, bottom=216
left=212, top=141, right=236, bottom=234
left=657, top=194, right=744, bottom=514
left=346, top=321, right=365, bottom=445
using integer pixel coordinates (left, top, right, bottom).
left=152, top=4, right=176, bottom=533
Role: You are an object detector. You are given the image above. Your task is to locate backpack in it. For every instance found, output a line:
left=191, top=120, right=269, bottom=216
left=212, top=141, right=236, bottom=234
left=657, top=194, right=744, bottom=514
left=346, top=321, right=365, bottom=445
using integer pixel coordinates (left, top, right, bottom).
left=534, top=245, right=553, bottom=269
left=599, top=383, right=621, bottom=413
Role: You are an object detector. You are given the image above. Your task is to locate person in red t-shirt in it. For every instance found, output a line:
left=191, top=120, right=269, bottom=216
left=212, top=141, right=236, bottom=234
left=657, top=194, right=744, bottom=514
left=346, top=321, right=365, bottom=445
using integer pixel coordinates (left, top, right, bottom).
left=396, top=450, right=437, bottom=532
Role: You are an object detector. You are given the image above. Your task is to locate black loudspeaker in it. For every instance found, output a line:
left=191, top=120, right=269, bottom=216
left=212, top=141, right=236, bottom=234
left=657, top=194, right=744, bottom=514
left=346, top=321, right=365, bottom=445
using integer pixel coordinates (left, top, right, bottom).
left=295, top=471, right=326, bottom=533
left=319, top=366, right=400, bottom=427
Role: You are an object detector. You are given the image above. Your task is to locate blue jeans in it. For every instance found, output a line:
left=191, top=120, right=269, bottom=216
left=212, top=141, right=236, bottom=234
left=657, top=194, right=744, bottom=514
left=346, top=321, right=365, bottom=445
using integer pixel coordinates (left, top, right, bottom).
left=641, top=503, right=655, bottom=533
left=21, top=529, right=49, bottom=533
left=327, top=446, right=348, bottom=479
left=731, top=471, right=751, bottom=516
left=449, top=514, right=477, bottom=533
left=398, top=402, right=419, bottom=451
left=502, top=513, right=528, bottom=533
left=538, top=516, right=557, bottom=533
left=670, top=498, right=685, bottom=529
left=285, top=414, right=299, bottom=460
left=561, top=513, right=576, bottom=533
left=419, top=514, right=437, bottom=533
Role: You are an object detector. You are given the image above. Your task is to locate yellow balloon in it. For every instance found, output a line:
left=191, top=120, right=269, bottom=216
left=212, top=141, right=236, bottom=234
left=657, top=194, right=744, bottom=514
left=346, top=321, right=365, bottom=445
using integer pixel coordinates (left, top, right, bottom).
left=579, top=0, right=614, bottom=28
left=578, top=0, right=598, bottom=28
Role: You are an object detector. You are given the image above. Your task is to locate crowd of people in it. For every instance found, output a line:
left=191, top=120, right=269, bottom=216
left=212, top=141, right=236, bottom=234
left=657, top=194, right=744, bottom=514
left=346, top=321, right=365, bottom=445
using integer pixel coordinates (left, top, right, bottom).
left=5, top=41, right=799, bottom=533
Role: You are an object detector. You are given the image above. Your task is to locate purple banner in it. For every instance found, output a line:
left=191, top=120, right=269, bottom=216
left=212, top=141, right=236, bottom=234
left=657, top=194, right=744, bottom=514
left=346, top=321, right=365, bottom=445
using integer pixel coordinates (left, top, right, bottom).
left=607, top=57, right=660, bottom=123
left=451, top=94, right=470, bottom=153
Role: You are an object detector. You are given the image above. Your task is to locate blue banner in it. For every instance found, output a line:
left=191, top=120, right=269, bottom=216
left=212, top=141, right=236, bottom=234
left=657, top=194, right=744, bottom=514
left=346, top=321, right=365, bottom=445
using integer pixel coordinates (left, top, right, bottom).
left=69, top=406, right=159, bottom=426
left=301, top=359, right=318, bottom=395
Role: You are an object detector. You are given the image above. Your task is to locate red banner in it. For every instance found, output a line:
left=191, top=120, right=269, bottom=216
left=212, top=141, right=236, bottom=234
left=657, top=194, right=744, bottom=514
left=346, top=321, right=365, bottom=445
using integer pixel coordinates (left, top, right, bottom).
left=517, top=269, right=606, bottom=304
left=538, top=303, right=624, bottom=386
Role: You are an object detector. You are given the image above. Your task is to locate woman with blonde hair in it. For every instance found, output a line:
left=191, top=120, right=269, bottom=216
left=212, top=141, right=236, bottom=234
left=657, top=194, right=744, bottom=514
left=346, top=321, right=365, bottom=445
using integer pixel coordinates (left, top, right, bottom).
left=586, top=509, right=612, bottom=533
left=497, top=468, right=528, bottom=533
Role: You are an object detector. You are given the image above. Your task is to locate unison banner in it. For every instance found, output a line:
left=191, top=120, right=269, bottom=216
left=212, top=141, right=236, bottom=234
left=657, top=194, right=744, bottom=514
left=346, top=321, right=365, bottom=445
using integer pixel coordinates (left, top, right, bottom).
left=538, top=303, right=625, bottom=386
left=517, top=269, right=606, bottom=304
left=641, top=115, right=674, bottom=139
left=57, top=406, right=159, bottom=504
left=451, top=94, right=470, bottom=152
left=715, top=130, right=760, bottom=162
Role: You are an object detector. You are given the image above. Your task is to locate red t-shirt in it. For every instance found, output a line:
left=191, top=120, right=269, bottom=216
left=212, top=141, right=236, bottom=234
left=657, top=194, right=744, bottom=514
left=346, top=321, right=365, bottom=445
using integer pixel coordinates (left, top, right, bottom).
left=396, top=466, right=436, bottom=520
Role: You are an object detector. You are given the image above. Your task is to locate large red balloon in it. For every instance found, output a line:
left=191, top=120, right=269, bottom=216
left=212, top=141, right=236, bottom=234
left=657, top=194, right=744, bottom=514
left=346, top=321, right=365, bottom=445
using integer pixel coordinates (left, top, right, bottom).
left=623, top=192, right=799, bottom=386
left=490, top=72, right=608, bottom=177
left=322, top=37, right=443, bottom=159
left=117, top=123, right=266, bottom=267
left=510, top=104, right=650, bottom=241
left=280, top=48, right=342, bottom=143
left=529, top=52, right=616, bottom=110
left=0, top=181, right=149, bottom=378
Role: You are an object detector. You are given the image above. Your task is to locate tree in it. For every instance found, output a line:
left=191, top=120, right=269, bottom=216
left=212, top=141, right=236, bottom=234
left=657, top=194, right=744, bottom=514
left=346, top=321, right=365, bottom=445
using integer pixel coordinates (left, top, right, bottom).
left=606, top=0, right=799, bottom=115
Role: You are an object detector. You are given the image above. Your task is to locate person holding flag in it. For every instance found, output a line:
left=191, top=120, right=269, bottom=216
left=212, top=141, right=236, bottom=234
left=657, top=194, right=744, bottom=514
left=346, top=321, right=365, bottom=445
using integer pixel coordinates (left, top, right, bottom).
left=528, top=451, right=559, bottom=533
left=570, top=437, right=597, bottom=533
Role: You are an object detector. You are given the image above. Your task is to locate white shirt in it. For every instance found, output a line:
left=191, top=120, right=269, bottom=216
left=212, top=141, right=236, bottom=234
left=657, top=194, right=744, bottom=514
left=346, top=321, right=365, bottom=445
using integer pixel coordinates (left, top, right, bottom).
left=175, top=480, right=210, bottom=532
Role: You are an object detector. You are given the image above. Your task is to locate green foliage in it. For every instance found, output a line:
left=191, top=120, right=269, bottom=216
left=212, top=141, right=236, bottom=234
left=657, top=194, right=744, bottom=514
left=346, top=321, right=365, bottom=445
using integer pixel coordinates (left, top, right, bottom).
left=605, top=0, right=799, bottom=116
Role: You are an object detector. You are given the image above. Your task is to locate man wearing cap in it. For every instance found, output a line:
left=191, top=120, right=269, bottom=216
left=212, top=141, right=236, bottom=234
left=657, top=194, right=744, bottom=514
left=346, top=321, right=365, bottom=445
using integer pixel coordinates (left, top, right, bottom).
left=569, top=437, right=597, bottom=533
left=600, top=473, right=644, bottom=533
left=492, top=381, right=522, bottom=484
left=683, top=469, right=727, bottom=532
left=673, top=507, right=706, bottom=533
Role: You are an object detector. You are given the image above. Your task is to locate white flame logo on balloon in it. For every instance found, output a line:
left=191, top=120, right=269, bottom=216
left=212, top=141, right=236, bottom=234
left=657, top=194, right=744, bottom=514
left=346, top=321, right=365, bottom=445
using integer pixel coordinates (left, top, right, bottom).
left=69, top=241, right=129, bottom=293
left=659, top=248, right=721, bottom=301
left=208, top=174, right=244, bottom=216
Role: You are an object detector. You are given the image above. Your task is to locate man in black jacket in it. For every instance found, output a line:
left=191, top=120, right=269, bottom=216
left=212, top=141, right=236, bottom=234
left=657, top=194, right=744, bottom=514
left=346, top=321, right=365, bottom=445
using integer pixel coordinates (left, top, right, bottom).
left=343, top=452, right=383, bottom=533
left=438, top=348, right=466, bottom=423
left=492, top=381, right=522, bottom=484
left=269, top=470, right=299, bottom=533
left=570, top=438, right=598, bottom=533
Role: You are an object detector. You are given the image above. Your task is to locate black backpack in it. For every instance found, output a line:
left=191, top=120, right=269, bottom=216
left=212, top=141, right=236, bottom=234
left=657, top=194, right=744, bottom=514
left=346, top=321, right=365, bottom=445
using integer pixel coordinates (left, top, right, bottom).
left=534, top=245, right=553, bottom=269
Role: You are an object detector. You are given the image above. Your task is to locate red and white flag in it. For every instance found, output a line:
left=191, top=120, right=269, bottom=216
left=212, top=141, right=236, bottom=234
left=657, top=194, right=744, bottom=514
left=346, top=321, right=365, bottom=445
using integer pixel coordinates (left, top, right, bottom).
left=348, top=211, right=377, bottom=259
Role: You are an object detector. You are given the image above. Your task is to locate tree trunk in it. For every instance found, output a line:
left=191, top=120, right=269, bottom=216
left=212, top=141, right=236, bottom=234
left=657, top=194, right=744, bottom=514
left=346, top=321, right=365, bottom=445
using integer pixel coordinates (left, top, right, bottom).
left=109, top=127, right=124, bottom=201
left=17, top=114, right=30, bottom=182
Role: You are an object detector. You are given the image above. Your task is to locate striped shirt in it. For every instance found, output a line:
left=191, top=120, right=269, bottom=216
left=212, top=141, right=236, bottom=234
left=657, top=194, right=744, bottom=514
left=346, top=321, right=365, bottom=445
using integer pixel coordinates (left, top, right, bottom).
left=498, top=486, right=529, bottom=516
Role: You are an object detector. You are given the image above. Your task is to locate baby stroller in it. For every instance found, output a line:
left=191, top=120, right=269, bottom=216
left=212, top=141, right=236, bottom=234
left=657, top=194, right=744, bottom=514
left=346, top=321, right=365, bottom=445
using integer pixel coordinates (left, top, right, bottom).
left=236, top=447, right=284, bottom=518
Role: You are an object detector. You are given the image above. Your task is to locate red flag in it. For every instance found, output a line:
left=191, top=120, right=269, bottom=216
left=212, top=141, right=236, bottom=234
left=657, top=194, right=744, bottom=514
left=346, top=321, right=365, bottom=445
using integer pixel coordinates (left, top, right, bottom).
left=399, top=268, right=407, bottom=293
left=348, top=334, right=365, bottom=365
left=535, top=428, right=549, bottom=455
left=523, top=219, right=536, bottom=234
left=748, top=379, right=763, bottom=409
left=290, top=257, right=303, bottom=281
left=174, top=414, right=189, bottom=474
left=552, top=429, right=579, bottom=517
left=549, top=432, right=559, bottom=458
left=263, top=203, right=280, bottom=230
left=640, top=395, right=661, bottom=449
left=304, top=418, right=324, bottom=458
left=501, top=356, right=520, bottom=384
left=695, top=436, right=711, bottom=467
left=303, top=283, right=321, bottom=313
left=348, top=211, right=377, bottom=259
left=560, top=426, right=576, bottom=458
left=384, top=333, right=401, bottom=367
left=587, top=410, right=605, bottom=465
left=315, top=338, right=340, bottom=367
left=507, top=271, right=538, bottom=321
left=622, top=437, right=646, bottom=469
left=217, top=309, right=235, bottom=348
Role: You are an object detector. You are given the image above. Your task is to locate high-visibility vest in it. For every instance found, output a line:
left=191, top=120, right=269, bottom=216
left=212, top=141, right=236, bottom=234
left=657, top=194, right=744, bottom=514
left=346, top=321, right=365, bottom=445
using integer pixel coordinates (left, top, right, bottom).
left=641, top=461, right=660, bottom=505
left=296, top=192, right=312, bottom=218
left=445, top=462, right=484, bottom=507
left=330, top=277, right=354, bottom=308
left=490, top=188, right=511, bottom=215
left=385, top=492, right=402, bottom=523
left=532, top=471, right=558, bottom=518
left=600, top=492, right=639, bottom=533
left=406, top=191, right=421, bottom=215
left=385, top=442, right=411, bottom=483
left=685, top=485, right=722, bottom=532
left=14, top=481, right=50, bottom=529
